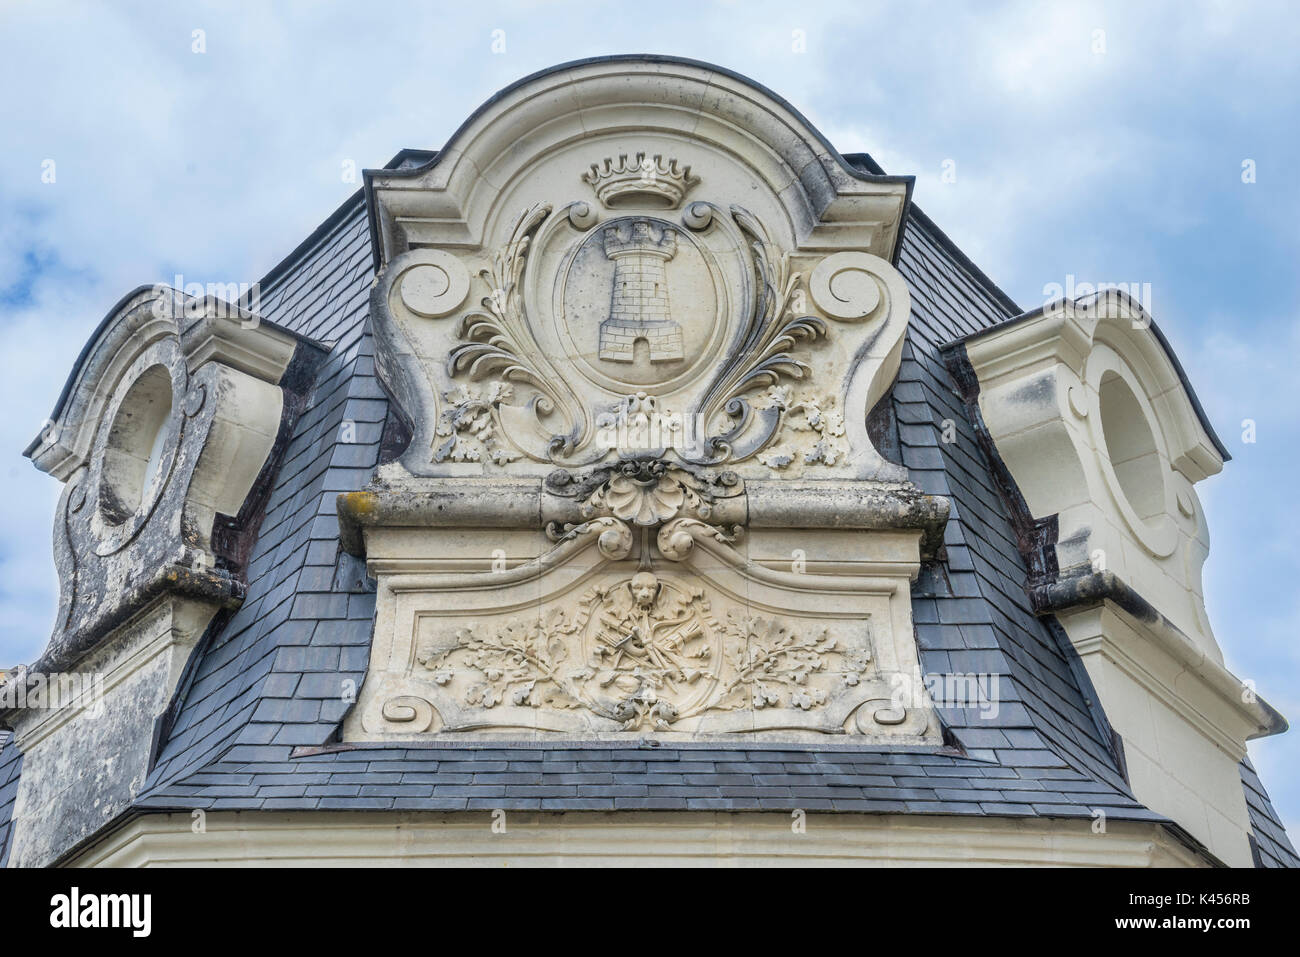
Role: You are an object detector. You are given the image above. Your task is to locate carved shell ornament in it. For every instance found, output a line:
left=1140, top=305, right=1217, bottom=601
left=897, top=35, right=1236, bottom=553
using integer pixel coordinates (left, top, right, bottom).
left=543, top=456, right=743, bottom=563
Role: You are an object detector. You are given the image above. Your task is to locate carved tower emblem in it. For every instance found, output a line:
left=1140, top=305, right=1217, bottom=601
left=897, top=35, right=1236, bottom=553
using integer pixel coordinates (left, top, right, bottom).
left=597, top=220, right=684, bottom=364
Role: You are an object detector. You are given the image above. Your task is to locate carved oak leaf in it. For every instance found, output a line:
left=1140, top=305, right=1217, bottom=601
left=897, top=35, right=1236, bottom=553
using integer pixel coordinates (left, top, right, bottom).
left=434, top=383, right=523, bottom=465
left=756, top=392, right=850, bottom=471
left=510, top=681, right=536, bottom=706
left=467, top=683, right=501, bottom=708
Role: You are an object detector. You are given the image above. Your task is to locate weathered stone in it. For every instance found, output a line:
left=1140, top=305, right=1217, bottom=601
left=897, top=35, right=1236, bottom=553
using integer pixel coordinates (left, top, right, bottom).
left=342, top=60, right=946, bottom=746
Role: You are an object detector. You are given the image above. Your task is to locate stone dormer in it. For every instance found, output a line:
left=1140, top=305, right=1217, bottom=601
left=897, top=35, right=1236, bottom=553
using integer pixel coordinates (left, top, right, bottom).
left=943, top=290, right=1285, bottom=866
left=339, top=57, right=947, bottom=744
left=2, top=286, right=322, bottom=866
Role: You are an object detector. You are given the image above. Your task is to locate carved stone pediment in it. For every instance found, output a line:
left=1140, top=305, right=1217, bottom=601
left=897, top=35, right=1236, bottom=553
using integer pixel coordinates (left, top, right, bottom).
left=343, top=58, right=946, bottom=744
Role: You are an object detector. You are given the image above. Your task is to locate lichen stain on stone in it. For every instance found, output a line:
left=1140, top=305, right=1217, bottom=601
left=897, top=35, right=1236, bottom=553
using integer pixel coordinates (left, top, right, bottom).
left=1006, top=372, right=1055, bottom=407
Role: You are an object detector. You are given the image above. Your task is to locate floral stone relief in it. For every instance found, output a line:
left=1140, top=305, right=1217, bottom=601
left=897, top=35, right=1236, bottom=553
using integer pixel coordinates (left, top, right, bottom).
left=415, top=571, right=873, bottom=734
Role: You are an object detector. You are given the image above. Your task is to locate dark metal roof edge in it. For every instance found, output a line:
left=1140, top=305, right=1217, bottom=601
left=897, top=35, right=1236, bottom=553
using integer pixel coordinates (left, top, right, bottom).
left=49, top=806, right=146, bottom=868
left=840, top=153, right=914, bottom=267
left=940, top=294, right=1231, bottom=463
left=264, top=148, right=431, bottom=293
left=1159, top=820, right=1227, bottom=867
left=288, top=738, right=974, bottom=757
left=362, top=54, right=916, bottom=271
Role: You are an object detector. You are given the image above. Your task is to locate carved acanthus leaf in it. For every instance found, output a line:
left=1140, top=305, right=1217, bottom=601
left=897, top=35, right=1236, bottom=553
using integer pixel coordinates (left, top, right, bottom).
left=692, top=206, right=830, bottom=466
left=432, top=382, right=522, bottom=465
left=445, top=203, right=588, bottom=460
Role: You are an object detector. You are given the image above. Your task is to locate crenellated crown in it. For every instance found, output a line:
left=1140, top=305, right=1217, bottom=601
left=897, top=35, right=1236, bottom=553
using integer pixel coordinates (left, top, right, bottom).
left=583, top=153, right=699, bottom=209
left=602, top=219, right=678, bottom=259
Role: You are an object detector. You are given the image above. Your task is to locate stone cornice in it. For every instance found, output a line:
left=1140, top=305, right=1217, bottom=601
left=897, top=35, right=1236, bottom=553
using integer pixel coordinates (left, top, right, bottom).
left=337, top=478, right=950, bottom=559
left=1036, top=571, right=1287, bottom=745
left=26, top=285, right=311, bottom=482
left=64, top=810, right=1214, bottom=868
left=363, top=55, right=913, bottom=269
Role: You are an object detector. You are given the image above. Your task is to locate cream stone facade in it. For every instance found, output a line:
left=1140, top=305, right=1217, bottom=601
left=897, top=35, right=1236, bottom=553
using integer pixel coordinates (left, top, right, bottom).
left=68, top=811, right=1208, bottom=868
left=0, top=56, right=1293, bottom=870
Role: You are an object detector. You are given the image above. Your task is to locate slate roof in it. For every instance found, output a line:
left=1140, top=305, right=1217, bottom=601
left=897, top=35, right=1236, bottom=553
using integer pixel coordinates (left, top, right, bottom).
left=128, top=193, right=1162, bottom=829
left=1242, top=757, right=1300, bottom=867
left=0, top=732, right=19, bottom=867
left=1, top=152, right=1294, bottom=867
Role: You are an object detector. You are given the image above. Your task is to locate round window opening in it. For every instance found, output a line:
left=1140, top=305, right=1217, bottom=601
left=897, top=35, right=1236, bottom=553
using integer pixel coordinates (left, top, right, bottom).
left=1097, top=370, right=1164, bottom=526
left=99, top=365, right=173, bottom=526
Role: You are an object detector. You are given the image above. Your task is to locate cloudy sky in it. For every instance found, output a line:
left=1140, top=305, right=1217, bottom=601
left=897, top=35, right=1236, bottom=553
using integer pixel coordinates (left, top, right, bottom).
left=2, top=0, right=1297, bottom=837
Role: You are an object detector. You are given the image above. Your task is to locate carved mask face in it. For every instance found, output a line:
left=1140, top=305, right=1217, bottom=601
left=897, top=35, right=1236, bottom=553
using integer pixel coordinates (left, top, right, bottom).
left=630, top=572, right=659, bottom=608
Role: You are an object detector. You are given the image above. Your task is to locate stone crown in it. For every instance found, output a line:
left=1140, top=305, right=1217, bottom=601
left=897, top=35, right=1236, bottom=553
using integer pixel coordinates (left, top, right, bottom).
left=584, top=153, right=699, bottom=209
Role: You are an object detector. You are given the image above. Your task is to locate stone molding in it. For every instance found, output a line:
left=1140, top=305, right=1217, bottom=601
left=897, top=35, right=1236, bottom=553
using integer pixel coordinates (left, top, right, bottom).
left=364, top=57, right=911, bottom=264
left=66, top=810, right=1212, bottom=868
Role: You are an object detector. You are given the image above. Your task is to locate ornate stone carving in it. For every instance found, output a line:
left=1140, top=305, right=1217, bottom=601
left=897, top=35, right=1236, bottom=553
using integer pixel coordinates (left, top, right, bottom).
left=400, top=195, right=908, bottom=477
left=344, top=59, right=945, bottom=745
left=752, top=388, right=850, bottom=470
left=398, top=249, right=471, bottom=318
left=433, top=382, right=522, bottom=465
left=576, top=459, right=724, bottom=527
left=808, top=251, right=883, bottom=321
left=544, top=457, right=743, bottom=565
left=408, top=571, right=873, bottom=733
left=597, top=220, right=683, bottom=363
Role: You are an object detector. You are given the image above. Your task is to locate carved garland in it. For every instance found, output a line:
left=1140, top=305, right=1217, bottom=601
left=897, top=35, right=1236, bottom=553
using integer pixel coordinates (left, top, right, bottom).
left=417, top=580, right=869, bottom=732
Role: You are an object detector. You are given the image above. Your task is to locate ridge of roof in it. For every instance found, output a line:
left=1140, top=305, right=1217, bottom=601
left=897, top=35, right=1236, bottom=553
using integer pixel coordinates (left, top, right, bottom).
left=255, top=149, right=432, bottom=300
left=842, top=154, right=1021, bottom=318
